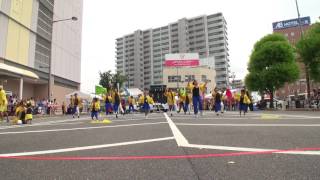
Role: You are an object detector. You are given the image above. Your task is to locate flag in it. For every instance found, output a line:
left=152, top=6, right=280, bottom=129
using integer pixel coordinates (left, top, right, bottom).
left=95, top=85, right=107, bottom=95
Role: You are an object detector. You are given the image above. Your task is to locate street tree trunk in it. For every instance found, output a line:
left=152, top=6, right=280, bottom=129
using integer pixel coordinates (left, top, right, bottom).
left=269, top=91, right=274, bottom=109
left=305, top=66, right=311, bottom=107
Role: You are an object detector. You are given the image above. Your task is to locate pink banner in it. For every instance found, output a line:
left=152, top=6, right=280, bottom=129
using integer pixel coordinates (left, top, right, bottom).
left=165, top=60, right=199, bottom=67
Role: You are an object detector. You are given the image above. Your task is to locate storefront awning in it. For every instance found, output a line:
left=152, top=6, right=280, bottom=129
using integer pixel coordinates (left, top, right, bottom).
left=0, top=63, right=39, bottom=79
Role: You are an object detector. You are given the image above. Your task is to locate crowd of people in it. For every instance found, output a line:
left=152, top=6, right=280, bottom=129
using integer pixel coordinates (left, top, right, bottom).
left=90, top=80, right=253, bottom=121
left=0, top=80, right=255, bottom=124
left=310, top=88, right=320, bottom=108
left=0, top=85, right=69, bottom=124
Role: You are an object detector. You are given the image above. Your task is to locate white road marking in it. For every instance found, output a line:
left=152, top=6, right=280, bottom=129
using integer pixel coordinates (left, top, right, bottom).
left=110, top=117, right=162, bottom=122
left=0, top=122, right=167, bottom=135
left=0, top=115, right=162, bottom=130
left=0, top=116, right=93, bottom=130
left=0, top=137, right=174, bottom=157
left=186, top=144, right=320, bottom=155
left=171, top=115, right=320, bottom=120
left=175, top=123, right=320, bottom=127
left=186, top=144, right=275, bottom=151
left=164, top=113, right=189, bottom=146
left=163, top=113, right=320, bottom=155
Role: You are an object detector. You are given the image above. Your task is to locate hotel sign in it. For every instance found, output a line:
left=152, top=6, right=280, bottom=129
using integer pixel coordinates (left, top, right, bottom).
left=272, top=17, right=311, bottom=30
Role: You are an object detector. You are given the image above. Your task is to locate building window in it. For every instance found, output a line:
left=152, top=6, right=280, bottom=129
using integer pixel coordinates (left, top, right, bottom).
left=168, top=76, right=181, bottom=83
left=201, top=75, right=207, bottom=82
left=185, top=75, right=195, bottom=82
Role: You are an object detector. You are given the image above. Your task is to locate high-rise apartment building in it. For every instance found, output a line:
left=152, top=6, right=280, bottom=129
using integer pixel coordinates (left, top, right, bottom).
left=116, top=13, right=229, bottom=89
left=0, top=0, right=83, bottom=104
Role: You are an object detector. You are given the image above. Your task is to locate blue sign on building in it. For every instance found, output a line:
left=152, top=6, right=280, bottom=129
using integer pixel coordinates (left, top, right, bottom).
left=272, top=17, right=311, bottom=30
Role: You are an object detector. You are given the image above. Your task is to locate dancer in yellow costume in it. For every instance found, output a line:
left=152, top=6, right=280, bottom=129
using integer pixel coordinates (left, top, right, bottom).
left=164, top=88, right=176, bottom=117
left=0, top=85, right=8, bottom=122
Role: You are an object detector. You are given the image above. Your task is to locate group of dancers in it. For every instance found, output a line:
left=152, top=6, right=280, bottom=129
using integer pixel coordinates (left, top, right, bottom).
left=94, top=79, right=252, bottom=120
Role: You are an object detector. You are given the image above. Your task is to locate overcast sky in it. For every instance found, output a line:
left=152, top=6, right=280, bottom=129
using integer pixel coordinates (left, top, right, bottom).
left=80, top=0, right=320, bottom=93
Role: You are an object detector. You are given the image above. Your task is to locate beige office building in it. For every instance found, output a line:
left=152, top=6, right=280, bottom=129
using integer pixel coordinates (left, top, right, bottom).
left=0, top=0, right=83, bottom=104
left=163, top=66, right=216, bottom=93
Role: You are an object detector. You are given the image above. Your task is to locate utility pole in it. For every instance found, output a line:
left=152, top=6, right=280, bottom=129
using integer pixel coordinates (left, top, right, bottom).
left=48, top=16, right=78, bottom=102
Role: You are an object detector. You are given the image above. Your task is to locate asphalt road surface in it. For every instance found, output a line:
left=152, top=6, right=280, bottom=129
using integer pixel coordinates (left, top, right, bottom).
left=0, top=110, right=320, bottom=180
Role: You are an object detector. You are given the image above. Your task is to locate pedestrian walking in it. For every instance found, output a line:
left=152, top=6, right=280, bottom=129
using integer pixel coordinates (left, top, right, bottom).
left=164, top=88, right=176, bottom=117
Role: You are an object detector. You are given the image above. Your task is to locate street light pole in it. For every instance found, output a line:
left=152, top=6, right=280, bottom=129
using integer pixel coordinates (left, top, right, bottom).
left=176, top=67, right=179, bottom=89
left=48, top=16, right=77, bottom=102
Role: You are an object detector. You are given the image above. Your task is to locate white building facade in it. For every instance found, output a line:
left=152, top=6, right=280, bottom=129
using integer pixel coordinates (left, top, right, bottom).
left=116, top=13, right=229, bottom=89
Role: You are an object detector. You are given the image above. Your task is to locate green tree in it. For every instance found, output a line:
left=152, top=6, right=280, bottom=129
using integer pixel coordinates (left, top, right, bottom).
left=111, top=72, right=127, bottom=90
left=99, top=70, right=113, bottom=90
left=296, top=22, right=320, bottom=87
left=245, top=34, right=299, bottom=108
left=99, top=71, right=128, bottom=91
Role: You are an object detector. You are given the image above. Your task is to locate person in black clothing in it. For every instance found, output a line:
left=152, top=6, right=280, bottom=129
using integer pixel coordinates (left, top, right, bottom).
left=113, top=91, right=121, bottom=118
left=184, top=93, right=190, bottom=115
left=72, top=93, right=81, bottom=118
left=214, top=89, right=222, bottom=116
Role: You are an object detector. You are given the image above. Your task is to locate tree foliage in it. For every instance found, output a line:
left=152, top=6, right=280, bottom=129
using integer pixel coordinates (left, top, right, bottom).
left=111, top=72, right=127, bottom=90
left=99, top=70, right=113, bottom=90
left=245, top=34, right=299, bottom=107
left=296, top=23, right=320, bottom=82
left=99, top=71, right=127, bottom=90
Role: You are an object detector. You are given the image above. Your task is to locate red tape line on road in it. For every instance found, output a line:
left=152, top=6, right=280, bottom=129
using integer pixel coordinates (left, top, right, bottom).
left=0, top=147, right=320, bottom=161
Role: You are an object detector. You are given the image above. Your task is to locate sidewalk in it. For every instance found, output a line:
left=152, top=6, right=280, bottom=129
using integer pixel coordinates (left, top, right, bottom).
left=0, top=112, right=92, bottom=126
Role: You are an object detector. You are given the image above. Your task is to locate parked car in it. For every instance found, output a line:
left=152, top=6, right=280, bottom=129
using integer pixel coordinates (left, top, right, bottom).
left=258, top=98, right=284, bottom=110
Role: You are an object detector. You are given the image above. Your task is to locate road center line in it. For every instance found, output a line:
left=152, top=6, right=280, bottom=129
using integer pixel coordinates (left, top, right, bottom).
left=163, top=113, right=189, bottom=146
left=0, top=137, right=174, bottom=157
left=0, top=122, right=167, bottom=135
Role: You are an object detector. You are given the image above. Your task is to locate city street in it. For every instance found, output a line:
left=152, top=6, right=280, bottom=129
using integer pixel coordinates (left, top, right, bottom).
left=0, top=111, right=320, bottom=179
